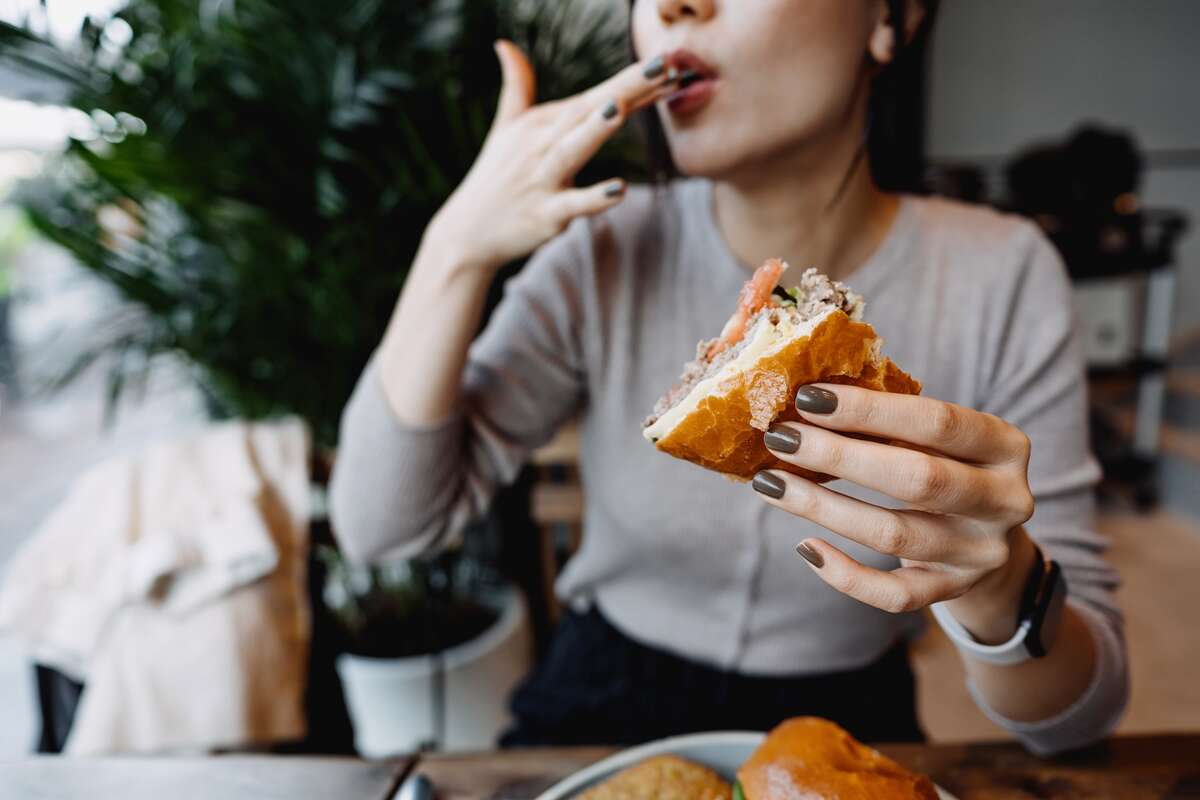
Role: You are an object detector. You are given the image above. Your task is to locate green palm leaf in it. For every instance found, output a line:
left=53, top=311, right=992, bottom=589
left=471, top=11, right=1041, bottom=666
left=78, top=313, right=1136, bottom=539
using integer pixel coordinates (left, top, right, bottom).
left=2, top=0, right=641, bottom=444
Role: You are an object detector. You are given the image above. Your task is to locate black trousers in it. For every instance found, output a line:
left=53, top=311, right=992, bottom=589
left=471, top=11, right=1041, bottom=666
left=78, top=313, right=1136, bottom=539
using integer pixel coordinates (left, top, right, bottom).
left=501, top=606, right=924, bottom=747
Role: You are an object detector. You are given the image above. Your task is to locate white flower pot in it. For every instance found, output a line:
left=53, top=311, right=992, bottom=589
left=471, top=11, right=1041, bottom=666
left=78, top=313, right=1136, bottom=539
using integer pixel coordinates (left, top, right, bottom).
left=335, top=585, right=532, bottom=757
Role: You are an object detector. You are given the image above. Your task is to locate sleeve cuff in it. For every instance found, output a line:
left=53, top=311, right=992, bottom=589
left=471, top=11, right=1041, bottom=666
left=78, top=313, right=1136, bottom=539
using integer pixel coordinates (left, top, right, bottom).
left=966, top=599, right=1128, bottom=756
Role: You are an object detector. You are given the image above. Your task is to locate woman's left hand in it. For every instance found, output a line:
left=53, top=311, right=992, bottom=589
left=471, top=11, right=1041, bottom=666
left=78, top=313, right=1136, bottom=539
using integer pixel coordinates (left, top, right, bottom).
left=753, top=384, right=1039, bottom=642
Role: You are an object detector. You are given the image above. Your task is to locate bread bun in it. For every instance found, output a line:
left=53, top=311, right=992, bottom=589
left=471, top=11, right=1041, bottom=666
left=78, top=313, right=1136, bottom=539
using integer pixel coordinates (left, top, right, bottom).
left=579, top=754, right=731, bottom=800
left=738, top=717, right=937, bottom=800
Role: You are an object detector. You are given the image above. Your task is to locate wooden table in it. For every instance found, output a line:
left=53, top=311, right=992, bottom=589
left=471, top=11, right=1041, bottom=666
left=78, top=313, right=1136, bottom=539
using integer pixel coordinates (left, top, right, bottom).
left=5, top=736, right=1197, bottom=799
left=0, top=754, right=418, bottom=800
left=413, top=735, right=1200, bottom=800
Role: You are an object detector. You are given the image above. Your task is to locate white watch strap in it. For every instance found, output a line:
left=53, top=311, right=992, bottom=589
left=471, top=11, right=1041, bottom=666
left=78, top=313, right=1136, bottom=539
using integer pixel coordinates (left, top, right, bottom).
left=931, top=602, right=1032, bottom=666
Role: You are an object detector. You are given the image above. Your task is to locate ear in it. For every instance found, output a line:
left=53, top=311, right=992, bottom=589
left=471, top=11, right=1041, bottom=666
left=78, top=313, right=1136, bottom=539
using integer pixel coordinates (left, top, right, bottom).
left=867, top=16, right=896, bottom=66
left=868, top=0, right=926, bottom=66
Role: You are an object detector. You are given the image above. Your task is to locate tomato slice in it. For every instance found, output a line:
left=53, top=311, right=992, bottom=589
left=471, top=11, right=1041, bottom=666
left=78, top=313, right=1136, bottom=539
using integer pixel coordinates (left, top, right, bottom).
left=706, top=258, right=787, bottom=360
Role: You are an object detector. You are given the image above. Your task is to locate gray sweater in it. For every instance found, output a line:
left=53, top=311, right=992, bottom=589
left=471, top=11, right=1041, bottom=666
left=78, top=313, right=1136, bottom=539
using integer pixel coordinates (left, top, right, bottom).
left=330, top=179, right=1127, bottom=754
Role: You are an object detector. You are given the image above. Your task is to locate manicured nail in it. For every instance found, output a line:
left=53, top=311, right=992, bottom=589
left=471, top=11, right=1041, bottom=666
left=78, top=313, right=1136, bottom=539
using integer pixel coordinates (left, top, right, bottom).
left=796, top=542, right=824, bottom=569
left=764, top=424, right=800, bottom=454
left=642, top=55, right=666, bottom=79
left=795, top=386, right=838, bottom=415
left=604, top=181, right=625, bottom=198
left=752, top=471, right=785, bottom=499
left=601, top=99, right=619, bottom=120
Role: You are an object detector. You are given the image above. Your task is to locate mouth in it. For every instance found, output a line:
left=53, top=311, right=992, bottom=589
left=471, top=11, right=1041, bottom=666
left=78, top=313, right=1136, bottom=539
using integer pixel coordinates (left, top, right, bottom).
left=670, top=49, right=718, bottom=82
left=666, top=49, right=718, bottom=115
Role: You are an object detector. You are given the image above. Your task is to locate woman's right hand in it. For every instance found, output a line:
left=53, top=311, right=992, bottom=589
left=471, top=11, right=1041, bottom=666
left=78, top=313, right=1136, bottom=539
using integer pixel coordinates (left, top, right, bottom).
left=425, top=41, right=679, bottom=273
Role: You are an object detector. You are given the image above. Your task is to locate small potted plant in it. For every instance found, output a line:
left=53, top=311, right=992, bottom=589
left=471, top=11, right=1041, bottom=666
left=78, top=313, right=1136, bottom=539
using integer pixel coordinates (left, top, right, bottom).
left=318, top=540, right=532, bottom=756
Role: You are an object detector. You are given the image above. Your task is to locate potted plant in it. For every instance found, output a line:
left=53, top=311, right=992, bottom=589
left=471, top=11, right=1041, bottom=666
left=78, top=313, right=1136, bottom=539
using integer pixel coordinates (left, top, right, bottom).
left=318, top=542, right=532, bottom=755
left=0, top=0, right=639, bottom=753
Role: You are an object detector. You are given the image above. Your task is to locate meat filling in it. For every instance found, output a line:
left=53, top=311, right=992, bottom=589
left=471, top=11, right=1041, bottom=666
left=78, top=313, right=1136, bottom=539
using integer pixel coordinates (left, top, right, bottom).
left=644, top=269, right=862, bottom=429
left=644, top=305, right=788, bottom=427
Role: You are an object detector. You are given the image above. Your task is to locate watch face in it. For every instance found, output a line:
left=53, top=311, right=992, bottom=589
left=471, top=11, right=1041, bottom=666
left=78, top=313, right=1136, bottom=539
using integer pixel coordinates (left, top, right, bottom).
left=1041, top=565, right=1068, bottom=651
left=1026, top=561, right=1067, bottom=658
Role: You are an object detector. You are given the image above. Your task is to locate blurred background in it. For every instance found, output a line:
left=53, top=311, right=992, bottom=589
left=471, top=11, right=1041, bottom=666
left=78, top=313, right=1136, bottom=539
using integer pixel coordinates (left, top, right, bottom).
left=0, top=0, right=1196, bottom=759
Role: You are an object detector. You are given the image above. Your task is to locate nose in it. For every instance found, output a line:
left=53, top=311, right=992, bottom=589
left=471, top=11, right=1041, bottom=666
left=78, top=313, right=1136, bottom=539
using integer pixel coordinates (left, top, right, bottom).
left=655, top=0, right=715, bottom=24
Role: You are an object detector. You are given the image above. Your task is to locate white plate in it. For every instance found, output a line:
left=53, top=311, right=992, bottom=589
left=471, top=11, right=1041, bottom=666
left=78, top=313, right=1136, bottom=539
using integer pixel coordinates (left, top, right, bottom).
left=535, top=731, right=957, bottom=800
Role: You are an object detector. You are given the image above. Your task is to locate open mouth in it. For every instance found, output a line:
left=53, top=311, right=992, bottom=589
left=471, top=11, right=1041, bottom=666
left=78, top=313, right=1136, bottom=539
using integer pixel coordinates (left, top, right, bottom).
left=670, top=48, right=718, bottom=83
left=666, top=49, right=718, bottom=114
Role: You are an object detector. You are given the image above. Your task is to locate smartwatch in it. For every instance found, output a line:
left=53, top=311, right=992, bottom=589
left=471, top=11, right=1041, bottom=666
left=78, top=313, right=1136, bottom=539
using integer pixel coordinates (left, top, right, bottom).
left=931, top=546, right=1067, bottom=666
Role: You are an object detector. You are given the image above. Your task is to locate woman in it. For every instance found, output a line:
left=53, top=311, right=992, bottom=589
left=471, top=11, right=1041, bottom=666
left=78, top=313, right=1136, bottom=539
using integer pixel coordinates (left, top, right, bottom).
left=330, top=0, right=1127, bottom=754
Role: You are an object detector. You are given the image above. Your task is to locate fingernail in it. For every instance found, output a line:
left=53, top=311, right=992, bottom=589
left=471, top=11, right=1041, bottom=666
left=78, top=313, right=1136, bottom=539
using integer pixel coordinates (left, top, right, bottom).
left=764, top=424, right=800, bottom=454
left=642, top=55, right=666, bottom=79
left=796, top=542, right=824, bottom=568
left=752, top=471, right=785, bottom=499
left=604, top=181, right=625, bottom=198
left=795, top=386, right=838, bottom=415
left=666, top=66, right=680, bottom=82
left=601, top=99, right=619, bottom=120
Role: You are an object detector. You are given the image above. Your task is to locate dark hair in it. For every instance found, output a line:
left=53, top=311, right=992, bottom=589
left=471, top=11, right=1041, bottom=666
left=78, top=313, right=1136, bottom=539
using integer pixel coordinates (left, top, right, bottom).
left=630, top=0, right=940, bottom=194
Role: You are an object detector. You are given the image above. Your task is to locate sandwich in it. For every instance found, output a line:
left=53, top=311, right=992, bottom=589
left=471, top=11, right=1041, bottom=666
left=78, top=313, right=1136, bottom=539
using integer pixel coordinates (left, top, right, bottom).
left=736, top=717, right=938, bottom=799
left=643, top=259, right=920, bottom=481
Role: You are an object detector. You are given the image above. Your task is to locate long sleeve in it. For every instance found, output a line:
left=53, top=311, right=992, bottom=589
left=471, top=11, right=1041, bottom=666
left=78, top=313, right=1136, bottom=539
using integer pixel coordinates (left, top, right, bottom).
left=972, top=223, right=1129, bottom=755
left=329, top=220, right=591, bottom=563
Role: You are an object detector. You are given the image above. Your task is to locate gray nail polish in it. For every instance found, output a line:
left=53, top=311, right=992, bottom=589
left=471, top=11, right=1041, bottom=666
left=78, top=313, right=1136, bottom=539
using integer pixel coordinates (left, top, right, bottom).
left=795, top=386, right=838, bottom=415
left=796, top=542, right=824, bottom=569
left=601, top=100, right=619, bottom=120
left=604, top=181, right=625, bottom=198
left=764, top=424, right=800, bottom=454
left=642, top=56, right=665, bottom=79
left=752, top=471, right=785, bottom=499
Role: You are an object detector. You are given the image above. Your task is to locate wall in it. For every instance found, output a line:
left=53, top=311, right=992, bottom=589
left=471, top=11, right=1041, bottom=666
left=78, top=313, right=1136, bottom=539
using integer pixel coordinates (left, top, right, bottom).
left=927, top=0, right=1200, bottom=341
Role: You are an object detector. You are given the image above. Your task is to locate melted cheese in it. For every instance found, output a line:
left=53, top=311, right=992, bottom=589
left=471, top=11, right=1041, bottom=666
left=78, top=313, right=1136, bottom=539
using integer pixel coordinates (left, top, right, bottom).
left=644, top=306, right=836, bottom=443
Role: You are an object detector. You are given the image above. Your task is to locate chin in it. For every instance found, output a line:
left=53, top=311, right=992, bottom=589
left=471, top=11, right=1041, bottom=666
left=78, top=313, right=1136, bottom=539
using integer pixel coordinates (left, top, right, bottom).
left=662, top=106, right=793, bottom=181
left=666, top=131, right=752, bottom=179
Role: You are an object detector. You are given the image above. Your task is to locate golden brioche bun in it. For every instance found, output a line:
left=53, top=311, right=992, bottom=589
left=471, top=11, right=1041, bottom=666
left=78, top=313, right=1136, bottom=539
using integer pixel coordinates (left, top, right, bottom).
left=738, top=717, right=937, bottom=800
left=653, top=309, right=921, bottom=481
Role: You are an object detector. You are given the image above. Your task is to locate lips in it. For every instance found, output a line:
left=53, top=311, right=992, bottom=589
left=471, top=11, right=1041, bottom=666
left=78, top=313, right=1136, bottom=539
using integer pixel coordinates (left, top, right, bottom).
left=666, top=49, right=718, bottom=115
left=670, top=49, right=718, bottom=82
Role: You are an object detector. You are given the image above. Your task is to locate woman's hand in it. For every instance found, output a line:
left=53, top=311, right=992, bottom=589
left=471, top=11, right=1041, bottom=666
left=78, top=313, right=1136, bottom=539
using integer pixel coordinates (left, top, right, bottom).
left=753, top=384, right=1039, bottom=643
left=425, top=41, right=679, bottom=274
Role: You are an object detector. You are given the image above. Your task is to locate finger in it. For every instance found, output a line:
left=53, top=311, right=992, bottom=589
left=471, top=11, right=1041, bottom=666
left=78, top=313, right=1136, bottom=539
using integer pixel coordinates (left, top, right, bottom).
left=493, top=40, right=536, bottom=125
left=796, top=538, right=968, bottom=614
left=765, top=421, right=1007, bottom=517
left=556, top=52, right=680, bottom=130
left=543, top=180, right=627, bottom=224
left=794, top=384, right=1030, bottom=466
left=538, top=57, right=681, bottom=182
left=754, top=470, right=983, bottom=564
left=539, top=99, right=626, bottom=184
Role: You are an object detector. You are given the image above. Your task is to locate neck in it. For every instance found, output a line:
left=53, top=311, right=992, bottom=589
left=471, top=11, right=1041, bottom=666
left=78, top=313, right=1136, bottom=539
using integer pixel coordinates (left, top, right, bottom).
left=710, top=121, right=899, bottom=284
